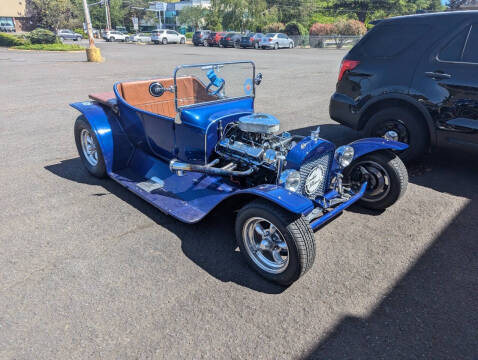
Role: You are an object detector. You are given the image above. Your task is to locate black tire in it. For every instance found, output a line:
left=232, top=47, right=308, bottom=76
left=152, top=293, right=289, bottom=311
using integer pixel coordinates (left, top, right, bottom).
left=203, top=40, right=208, bottom=46
left=254, top=42, right=259, bottom=49
left=345, top=150, right=408, bottom=210
left=289, top=42, right=293, bottom=48
left=364, top=106, right=428, bottom=162
left=274, top=42, right=278, bottom=50
left=110, top=37, right=115, bottom=42
left=235, top=200, right=316, bottom=286
left=162, top=37, right=168, bottom=45
left=180, top=38, right=185, bottom=44
left=74, top=116, right=107, bottom=178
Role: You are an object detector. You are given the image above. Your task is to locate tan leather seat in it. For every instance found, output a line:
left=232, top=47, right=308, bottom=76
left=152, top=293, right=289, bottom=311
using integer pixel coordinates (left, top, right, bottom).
left=117, top=77, right=214, bottom=118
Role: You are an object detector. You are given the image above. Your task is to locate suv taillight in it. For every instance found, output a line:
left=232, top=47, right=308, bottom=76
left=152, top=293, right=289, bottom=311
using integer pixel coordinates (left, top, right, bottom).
left=338, top=60, right=360, bottom=81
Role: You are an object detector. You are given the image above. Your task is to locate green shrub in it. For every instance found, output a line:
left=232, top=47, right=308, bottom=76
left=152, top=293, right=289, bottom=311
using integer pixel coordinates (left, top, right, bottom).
left=334, top=20, right=367, bottom=36
left=284, top=21, right=307, bottom=36
left=0, top=32, right=27, bottom=47
left=185, top=32, right=193, bottom=39
left=263, top=22, right=285, bottom=33
left=74, top=28, right=86, bottom=39
left=29, top=28, right=59, bottom=44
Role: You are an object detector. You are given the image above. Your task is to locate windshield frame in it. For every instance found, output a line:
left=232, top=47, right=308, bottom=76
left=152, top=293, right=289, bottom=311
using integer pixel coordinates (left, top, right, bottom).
left=173, top=60, right=256, bottom=112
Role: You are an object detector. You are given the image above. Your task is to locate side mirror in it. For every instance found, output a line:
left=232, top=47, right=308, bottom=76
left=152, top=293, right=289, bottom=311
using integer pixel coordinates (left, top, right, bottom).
left=255, top=72, right=263, bottom=86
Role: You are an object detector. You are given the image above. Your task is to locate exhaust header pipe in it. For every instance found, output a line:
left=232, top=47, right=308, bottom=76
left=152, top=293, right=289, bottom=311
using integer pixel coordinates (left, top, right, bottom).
left=170, top=159, right=254, bottom=177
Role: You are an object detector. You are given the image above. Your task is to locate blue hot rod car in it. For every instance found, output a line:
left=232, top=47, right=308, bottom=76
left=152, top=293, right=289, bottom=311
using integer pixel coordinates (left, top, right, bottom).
left=71, top=61, right=408, bottom=285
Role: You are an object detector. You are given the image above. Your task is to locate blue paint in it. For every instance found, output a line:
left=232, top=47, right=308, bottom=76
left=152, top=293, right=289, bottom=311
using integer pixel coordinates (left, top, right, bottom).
left=310, top=182, right=367, bottom=231
left=349, top=138, right=408, bottom=159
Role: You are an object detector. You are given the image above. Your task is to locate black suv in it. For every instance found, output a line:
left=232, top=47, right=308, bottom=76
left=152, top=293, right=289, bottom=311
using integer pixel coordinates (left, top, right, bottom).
left=330, top=11, right=478, bottom=161
left=192, top=30, right=211, bottom=46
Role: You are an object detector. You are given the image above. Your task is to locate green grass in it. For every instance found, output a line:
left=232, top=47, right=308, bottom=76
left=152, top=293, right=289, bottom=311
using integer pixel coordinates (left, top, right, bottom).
left=11, top=43, right=84, bottom=51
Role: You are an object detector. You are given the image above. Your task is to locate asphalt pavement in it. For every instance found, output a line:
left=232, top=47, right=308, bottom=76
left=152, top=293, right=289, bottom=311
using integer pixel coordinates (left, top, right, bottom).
left=0, top=40, right=477, bottom=359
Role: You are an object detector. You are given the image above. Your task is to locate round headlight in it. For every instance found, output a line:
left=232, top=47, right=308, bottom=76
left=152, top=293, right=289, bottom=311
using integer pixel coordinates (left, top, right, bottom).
left=335, top=145, right=354, bottom=168
left=279, top=169, right=301, bottom=193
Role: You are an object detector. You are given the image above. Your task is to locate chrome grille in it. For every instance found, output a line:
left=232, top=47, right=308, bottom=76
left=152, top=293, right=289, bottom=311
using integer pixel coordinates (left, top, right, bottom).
left=299, top=151, right=333, bottom=199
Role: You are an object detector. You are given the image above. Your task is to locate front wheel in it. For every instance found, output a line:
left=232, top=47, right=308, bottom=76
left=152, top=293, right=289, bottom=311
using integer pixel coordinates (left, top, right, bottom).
left=235, top=200, right=316, bottom=286
left=345, top=151, right=408, bottom=210
left=74, top=116, right=106, bottom=178
left=162, top=37, right=168, bottom=45
left=180, top=38, right=185, bottom=44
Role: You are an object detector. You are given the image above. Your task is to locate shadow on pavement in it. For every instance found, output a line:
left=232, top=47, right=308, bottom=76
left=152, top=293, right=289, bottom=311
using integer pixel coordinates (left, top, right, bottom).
left=307, top=198, right=478, bottom=359
left=45, top=158, right=285, bottom=295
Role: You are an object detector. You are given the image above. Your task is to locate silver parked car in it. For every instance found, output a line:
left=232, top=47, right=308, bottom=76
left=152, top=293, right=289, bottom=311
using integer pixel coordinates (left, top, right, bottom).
left=57, top=29, right=83, bottom=41
left=260, top=33, right=294, bottom=49
left=151, top=29, right=186, bottom=45
left=128, top=32, right=151, bottom=43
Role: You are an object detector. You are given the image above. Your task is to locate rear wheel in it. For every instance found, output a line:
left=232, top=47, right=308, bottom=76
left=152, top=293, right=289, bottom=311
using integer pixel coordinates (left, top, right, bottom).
left=235, top=200, right=316, bottom=286
left=110, top=37, right=115, bottom=42
left=74, top=116, right=106, bottom=178
left=203, top=39, right=208, bottom=46
left=254, top=42, right=259, bottom=49
left=345, top=151, right=408, bottom=210
left=365, top=107, right=428, bottom=162
left=274, top=42, right=278, bottom=50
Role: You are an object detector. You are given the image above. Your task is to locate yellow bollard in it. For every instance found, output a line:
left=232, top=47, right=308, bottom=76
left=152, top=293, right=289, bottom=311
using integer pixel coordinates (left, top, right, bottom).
left=86, top=47, right=103, bottom=62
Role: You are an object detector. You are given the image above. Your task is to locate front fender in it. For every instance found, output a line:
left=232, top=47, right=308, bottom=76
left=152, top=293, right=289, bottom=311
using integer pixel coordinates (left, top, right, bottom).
left=349, top=137, right=408, bottom=160
left=71, top=101, right=114, bottom=173
left=234, top=185, right=315, bottom=215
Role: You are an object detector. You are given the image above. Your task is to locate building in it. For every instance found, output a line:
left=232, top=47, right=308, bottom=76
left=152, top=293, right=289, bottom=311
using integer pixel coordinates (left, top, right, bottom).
left=0, top=0, right=34, bottom=32
left=144, top=0, right=210, bottom=31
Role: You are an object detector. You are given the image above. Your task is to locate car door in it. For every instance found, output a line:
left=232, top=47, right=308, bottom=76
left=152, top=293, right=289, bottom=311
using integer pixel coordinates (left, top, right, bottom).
left=167, top=30, right=179, bottom=43
left=415, top=23, right=478, bottom=149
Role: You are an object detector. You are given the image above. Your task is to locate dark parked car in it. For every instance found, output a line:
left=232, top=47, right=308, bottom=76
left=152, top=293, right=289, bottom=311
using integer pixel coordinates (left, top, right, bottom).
left=330, top=11, right=478, bottom=161
left=207, top=31, right=226, bottom=46
left=220, top=32, right=242, bottom=48
left=57, top=29, right=83, bottom=41
left=240, top=33, right=264, bottom=49
left=192, top=30, right=211, bottom=46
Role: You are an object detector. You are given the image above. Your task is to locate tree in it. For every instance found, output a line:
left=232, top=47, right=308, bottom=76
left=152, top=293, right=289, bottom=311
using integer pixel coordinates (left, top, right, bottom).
left=178, top=6, right=208, bottom=30
left=31, top=0, right=76, bottom=31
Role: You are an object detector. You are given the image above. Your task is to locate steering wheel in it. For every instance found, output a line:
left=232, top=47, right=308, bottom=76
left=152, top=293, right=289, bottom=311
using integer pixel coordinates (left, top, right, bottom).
left=205, top=69, right=225, bottom=96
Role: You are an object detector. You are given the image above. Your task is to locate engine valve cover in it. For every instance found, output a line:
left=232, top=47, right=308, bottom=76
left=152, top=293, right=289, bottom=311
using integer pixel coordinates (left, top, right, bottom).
left=238, top=113, right=280, bottom=134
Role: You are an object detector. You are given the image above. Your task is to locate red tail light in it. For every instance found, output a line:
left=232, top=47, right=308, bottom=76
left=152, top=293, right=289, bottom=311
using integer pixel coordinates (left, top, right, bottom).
left=338, top=59, right=360, bottom=81
left=199, top=34, right=202, bottom=38
left=249, top=37, right=254, bottom=41
left=226, top=37, right=230, bottom=40
left=268, top=37, right=273, bottom=41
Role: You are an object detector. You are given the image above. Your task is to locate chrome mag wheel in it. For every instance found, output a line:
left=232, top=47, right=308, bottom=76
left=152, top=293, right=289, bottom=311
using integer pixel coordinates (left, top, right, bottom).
left=243, top=217, right=289, bottom=274
left=80, top=129, right=98, bottom=166
left=353, top=160, right=391, bottom=202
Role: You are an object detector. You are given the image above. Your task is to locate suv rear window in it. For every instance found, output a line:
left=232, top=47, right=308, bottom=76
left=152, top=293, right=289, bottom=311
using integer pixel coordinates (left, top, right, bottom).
left=352, top=23, right=430, bottom=58
left=439, top=26, right=469, bottom=62
left=462, top=25, right=478, bottom=63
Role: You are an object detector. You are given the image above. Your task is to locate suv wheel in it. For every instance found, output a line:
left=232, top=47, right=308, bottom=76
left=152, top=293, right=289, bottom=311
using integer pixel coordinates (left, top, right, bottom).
left=162, top=37, right=168, bottom=45
left=365, top=106, right=428, bottom=162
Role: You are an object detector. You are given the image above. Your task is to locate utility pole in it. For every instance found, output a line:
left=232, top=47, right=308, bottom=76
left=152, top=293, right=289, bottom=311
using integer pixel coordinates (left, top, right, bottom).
left=105, top=0, right=112, bottom=30
left=82, top=0, right=103, bottom=62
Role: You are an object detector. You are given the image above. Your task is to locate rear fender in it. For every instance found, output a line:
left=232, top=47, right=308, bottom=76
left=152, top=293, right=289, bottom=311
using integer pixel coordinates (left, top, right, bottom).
left=349, top=138, right=408, bottom=160
left=70, top=101, right=116, bottom=173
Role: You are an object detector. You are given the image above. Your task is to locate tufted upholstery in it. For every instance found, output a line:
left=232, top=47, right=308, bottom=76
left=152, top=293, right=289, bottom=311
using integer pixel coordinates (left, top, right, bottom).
left=117, top=76, right=214, bottom=118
